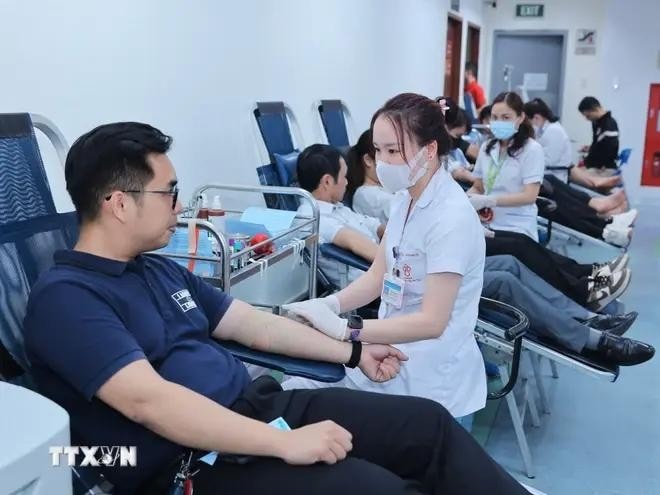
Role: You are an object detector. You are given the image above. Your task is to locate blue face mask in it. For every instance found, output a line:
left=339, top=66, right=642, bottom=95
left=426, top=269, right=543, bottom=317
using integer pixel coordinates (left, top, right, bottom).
left=490, top=121, right=517, bottom=140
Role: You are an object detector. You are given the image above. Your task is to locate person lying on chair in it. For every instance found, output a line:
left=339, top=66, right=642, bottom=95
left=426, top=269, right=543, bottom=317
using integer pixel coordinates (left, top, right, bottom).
left=523, top=97, right=634, bottom=246
left=296, top=143, right=385, bottom=289
left=23, top=122, right=534, bottom=495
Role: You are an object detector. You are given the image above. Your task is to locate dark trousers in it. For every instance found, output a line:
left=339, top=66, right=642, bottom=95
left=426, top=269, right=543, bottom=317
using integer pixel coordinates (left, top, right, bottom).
left=144, top=377, right=530, bottom=495
left=486, top=230, right=592, bottom=305
left=541, top=175, right=609, bottom=238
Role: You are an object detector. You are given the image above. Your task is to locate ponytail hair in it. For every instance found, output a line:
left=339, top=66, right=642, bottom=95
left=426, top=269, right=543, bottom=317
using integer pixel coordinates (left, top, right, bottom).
left=523, top=97, right=558, bottom=123
left=371, top=93, right=451, bottom=163
left=346, top=129, right=375, bottom=202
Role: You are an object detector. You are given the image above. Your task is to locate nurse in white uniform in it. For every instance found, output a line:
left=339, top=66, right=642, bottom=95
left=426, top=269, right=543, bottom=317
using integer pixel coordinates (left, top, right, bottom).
left=283, top=93, right=487, bottom=422
left=468, top=91, right=545, bottom=241
left=523, top=97, right=572, bottom=182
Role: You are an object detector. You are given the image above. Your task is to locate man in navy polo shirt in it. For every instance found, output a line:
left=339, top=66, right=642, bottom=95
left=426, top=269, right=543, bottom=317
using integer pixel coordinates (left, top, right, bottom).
left=24, top=123, right=531, bottom=495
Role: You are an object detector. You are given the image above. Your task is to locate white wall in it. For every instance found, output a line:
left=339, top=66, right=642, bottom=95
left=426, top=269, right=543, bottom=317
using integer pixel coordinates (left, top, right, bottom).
left=599, top=0, right=660, bottom=201
left=0, top=0, right=457, bottom=210
left=481, top=0, right=607, bottom=147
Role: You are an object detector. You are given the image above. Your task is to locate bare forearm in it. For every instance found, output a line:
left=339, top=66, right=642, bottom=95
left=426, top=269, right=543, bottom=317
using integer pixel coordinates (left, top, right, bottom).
left=335, top=269, right=383, bottom=313
left=360, top=313, right=445, bottom=344
left=138, top=381, right=286, bottom=457
left=493, top=191, right=538, bottom=207
left=224, top=304, right=352, bottom=364
left=467, top=183, right=483, bottom=195
left=452, top=168, right=475, bottom=184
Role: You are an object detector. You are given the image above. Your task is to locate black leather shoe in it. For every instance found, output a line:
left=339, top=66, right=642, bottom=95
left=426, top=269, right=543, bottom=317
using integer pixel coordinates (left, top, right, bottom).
left=596, top=332, right=655, bottom=366
left=585, top=311, right=638, bottom=336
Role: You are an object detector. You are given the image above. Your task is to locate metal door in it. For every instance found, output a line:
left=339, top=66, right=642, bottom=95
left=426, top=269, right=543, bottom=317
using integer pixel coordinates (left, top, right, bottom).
left=490, top=31, right=566, bottom=116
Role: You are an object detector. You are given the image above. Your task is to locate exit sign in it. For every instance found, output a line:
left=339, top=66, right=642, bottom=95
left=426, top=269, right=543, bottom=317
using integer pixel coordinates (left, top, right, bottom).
left=516, top=4, right=544, bottom=17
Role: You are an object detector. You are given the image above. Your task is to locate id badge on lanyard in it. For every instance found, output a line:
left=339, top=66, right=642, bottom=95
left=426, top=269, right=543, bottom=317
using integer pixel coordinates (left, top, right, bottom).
left=382, top=246, right=405, bottom=309
left=485, top=152, right=506, bottom=194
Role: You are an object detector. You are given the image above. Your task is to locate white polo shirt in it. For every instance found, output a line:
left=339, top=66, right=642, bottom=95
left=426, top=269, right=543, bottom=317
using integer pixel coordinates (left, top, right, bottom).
left=352, top=185, right=394, bottom=223
left=537, top=121, right=572, bottom=182
left=297, top=200, right=380, bottom=288
left=345, top=167, right=487, bottom=417
left=473, top=138, right=545, bottom=241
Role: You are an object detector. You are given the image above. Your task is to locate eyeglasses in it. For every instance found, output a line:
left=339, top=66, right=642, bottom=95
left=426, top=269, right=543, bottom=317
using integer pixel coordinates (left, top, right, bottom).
left=105, top=186, right=179, bottom=210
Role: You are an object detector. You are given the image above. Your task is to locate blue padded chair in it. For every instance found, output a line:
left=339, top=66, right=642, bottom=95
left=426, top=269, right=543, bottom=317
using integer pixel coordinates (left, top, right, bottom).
left=273, top=150, right=301, bottom=189
left=317, top=99, right=351, bottom=151
left=0, top=113, right=58, bottom=225
left=617, top=148, right=632, bottom=171
left=253, top=102, right=301, bottom=211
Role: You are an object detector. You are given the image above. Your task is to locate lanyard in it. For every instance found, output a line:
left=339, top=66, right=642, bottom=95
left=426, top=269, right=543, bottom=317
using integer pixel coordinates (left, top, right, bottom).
left=391, top=197, right=414, bottom=276
left=485, top=152, right=507, bottom=194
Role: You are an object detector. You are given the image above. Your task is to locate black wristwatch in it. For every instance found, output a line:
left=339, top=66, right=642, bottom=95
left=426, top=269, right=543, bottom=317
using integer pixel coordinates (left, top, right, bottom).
left=346, top=341, right=362, bottom=369
left=347, top=314, right=363, bottom=342
left=345, top=315, right=363, bottom=369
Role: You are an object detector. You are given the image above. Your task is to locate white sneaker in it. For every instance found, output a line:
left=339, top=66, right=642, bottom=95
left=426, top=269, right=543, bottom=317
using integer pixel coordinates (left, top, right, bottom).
left=586, top=269, right=632, bottom=311
left=603, top=225, right=632, bottom=247
left=610, top=208, right=638, bottom=228
left=592, top=253, right=630, bottom=276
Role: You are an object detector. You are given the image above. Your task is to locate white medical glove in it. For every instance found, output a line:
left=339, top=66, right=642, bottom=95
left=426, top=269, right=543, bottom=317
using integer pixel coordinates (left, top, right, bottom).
left=320, top=294, right=341, bottom=314
left=468, top=194, right=497, bottom=211
left=283, top=295, right=340, bottom=315
left=281, top=299, right=348, bottom=341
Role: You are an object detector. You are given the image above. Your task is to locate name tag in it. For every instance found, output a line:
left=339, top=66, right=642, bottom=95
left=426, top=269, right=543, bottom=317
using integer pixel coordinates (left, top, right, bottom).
left=382, top=273, right=404, bottom=309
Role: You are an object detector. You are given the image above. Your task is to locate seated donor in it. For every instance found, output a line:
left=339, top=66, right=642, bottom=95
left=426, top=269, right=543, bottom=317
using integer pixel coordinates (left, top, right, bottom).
left=25, top=123, right=540, bottom=495
left=578, top=96, right=620, bottom=175
left=346, top=118, right=631, bottom=311
left=23, top=122, right=533, bottom=495
left=445, top=107, right=479, bottom=186
left=524, top=98, right=634, bottom=246
left=483, top=256, right=653, bottom=366
left=289, top=93, right=489, bottom=423
left=296, top=143, right=385, bottom=288
left=467, top=91, right=544, bottom=241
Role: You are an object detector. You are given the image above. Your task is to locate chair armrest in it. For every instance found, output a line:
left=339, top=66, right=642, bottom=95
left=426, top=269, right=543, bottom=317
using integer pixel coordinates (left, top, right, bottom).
left=219, top=341, right=346, bottom=383
left=536, top=196, right=557, bottom=214
left=478, top=298, right=529, bottom=341
left=320, top=243, right=370, bottom=271
left=477, top=298, right=529, bottom=400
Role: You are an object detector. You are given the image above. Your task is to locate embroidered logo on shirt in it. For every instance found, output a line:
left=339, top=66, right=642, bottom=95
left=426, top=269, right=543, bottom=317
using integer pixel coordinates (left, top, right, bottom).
left=171, top=289, right=197, bottom=312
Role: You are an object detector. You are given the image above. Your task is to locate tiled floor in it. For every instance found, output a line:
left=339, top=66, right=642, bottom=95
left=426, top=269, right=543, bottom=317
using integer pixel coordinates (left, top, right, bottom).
left=483, top=200, right=660, bottom=495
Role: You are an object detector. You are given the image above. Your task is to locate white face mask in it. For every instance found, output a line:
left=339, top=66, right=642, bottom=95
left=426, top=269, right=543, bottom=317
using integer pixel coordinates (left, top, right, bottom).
left=376, top=147, right=428, bottom=193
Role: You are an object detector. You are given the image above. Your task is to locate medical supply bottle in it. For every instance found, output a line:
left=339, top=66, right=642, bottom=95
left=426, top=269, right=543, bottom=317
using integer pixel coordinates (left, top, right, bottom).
left=208, top=195, right=226, bottom=235
left=196, top=193, right=209, bottom=220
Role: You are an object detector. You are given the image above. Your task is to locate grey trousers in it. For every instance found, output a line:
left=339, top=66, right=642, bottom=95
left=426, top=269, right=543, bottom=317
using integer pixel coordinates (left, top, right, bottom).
left=483, top=255, right=591, bottom=352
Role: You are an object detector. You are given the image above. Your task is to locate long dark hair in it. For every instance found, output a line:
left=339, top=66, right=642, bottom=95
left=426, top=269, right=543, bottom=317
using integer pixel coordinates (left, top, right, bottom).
left=371, top=93, right=451, bottom=163
left=346, top=129, right=375, bottom=201
left=523, top=98, right=558, bottom=123
left=486, top=92, right=534, bottom=157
